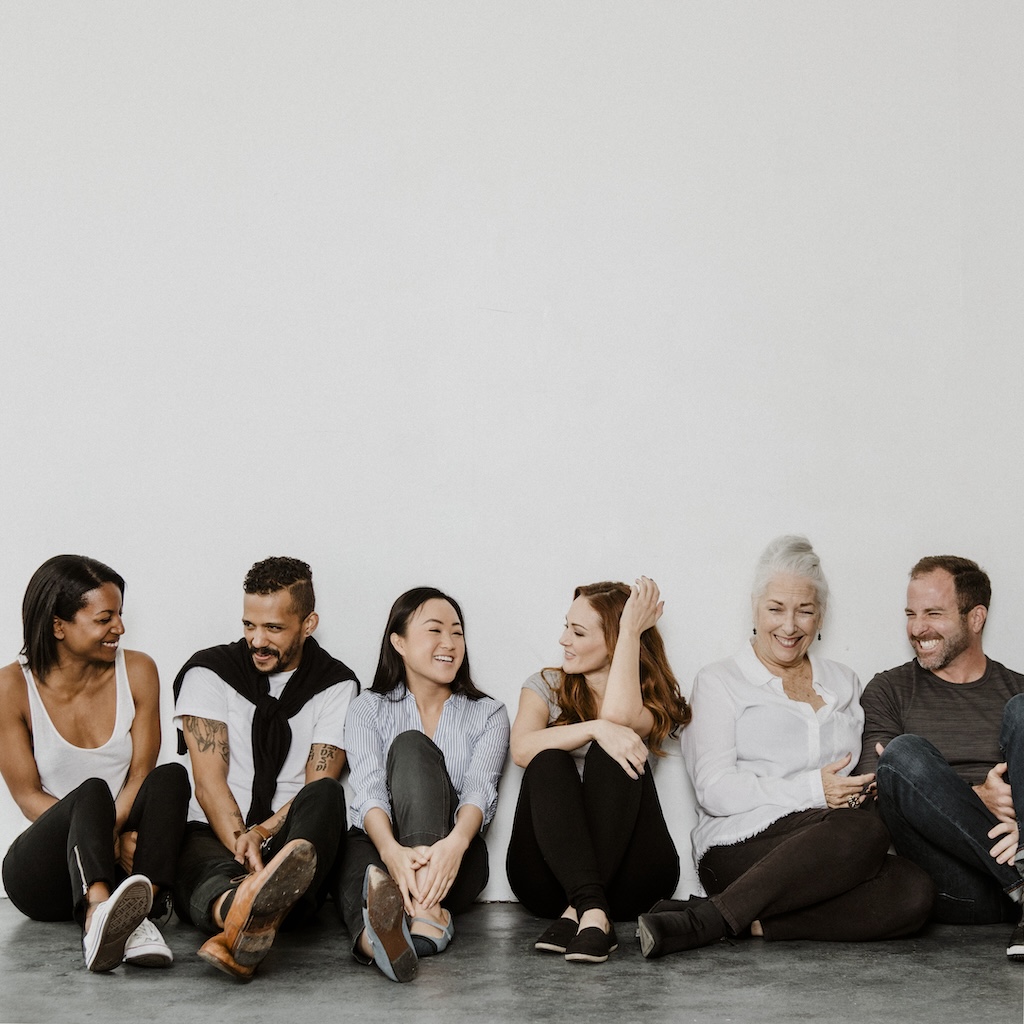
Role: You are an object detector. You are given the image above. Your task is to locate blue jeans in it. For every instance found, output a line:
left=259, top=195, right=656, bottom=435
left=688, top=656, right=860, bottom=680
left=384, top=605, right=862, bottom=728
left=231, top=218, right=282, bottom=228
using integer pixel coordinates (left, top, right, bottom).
left=875, top=693, right=1024, bottom=924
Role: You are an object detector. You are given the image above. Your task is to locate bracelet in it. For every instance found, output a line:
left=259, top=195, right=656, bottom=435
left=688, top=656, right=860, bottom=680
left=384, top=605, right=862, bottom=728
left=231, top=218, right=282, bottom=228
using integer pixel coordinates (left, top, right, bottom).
left=233, top=824, right=272, bottom=842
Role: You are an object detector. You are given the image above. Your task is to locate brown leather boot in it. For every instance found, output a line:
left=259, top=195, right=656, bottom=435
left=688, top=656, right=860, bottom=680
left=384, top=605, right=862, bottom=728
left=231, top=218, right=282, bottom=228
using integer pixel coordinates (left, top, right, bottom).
left=198, top=838, right=317, bottom=975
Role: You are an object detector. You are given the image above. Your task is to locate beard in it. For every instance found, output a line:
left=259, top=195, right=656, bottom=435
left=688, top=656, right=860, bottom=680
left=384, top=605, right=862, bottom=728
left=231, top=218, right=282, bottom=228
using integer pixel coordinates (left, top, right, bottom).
left=248, top=637, right=302, bottom=674
left=915, top=617, right=971, bottom=672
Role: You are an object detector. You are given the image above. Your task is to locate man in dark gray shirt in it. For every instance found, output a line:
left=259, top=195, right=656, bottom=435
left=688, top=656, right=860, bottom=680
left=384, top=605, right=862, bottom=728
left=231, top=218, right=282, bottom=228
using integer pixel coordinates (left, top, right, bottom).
left=857, top=555, right=1024, bottom=960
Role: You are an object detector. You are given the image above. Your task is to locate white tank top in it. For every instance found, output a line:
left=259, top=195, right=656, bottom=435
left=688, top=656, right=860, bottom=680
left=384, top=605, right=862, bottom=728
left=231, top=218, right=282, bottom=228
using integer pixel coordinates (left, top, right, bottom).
left=21, top=647, right=135, bottom=801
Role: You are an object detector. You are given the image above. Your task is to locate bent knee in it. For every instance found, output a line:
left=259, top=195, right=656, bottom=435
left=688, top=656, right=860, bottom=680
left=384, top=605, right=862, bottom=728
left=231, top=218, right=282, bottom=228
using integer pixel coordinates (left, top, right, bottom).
left=299, top=776, right=346, bottom=814
left=876, top=734, right=940, bottom=791
left=1003, top=693, right=1024, bottom=731
left=388, top=729, right=441, bottom=766
left=524, top=748, right=577, bottom=780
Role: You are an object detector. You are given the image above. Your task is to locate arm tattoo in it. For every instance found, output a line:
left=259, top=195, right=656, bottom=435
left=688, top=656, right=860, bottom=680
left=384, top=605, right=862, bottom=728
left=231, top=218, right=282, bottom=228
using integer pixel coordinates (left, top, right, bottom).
left=308, top=744, right=339, bottom=773
left=184, top=716, right=230, bottom=766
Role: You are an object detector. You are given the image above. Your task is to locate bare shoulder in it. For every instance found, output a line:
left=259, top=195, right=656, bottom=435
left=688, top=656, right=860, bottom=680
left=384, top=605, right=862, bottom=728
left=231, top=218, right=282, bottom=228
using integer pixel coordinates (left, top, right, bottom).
left=123, top=649, right=159, bottom=696
left=0, top=661, right=29, bottom=723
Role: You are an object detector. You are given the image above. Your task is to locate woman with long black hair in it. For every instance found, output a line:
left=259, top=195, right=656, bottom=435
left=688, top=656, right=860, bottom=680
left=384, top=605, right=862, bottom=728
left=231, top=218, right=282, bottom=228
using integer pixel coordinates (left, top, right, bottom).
left=339, top=587, right=509, bottom=982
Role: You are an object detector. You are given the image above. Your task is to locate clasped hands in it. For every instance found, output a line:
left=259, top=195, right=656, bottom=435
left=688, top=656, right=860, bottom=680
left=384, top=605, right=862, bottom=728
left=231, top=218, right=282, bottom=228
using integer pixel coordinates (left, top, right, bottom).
left=383, top=834, right=466, bottom=915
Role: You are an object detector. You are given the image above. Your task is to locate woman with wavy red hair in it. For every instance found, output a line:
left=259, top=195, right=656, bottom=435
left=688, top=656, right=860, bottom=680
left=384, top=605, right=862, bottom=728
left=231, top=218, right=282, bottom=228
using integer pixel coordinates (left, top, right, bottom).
left=506, top=577, right=690, bottom=965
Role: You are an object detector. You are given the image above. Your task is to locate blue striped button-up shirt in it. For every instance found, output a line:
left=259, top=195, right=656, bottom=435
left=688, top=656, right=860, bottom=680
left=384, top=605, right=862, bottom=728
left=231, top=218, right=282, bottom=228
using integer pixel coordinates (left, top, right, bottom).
left=346, top=686, right=510, bottom=830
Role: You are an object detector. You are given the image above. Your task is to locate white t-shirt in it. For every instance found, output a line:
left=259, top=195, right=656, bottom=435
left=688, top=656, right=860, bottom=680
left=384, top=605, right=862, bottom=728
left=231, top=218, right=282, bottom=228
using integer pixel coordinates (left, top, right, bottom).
left=174, top=665, right=356, bottom=824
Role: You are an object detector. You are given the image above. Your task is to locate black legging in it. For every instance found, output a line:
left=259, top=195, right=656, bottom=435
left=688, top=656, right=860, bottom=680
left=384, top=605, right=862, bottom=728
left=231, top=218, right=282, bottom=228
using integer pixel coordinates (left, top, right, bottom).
left=698, top=806, right=936, bottom=941
left=339, top=731, right=489, bottom=948
left=506, top=743, right=679, bottom=921
left=2, top=763, right=190, bottom=925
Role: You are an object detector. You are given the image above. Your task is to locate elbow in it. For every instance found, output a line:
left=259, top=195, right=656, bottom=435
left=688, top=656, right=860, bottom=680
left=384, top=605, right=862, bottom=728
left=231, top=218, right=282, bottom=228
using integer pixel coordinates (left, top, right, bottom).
left=599, top=707, right=632, bottom=728
left=510, top=742, right=532, bottom=769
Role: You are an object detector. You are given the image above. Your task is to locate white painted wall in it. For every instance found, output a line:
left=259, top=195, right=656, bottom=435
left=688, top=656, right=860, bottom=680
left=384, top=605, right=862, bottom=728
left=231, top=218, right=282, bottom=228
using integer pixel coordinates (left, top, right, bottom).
left=2, top=2, right=1023, bottom=903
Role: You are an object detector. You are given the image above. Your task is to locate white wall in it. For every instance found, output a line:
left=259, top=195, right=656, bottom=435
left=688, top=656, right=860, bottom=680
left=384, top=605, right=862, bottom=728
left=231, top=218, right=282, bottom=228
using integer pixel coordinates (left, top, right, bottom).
left=2, top=2, right=1023, bottom=901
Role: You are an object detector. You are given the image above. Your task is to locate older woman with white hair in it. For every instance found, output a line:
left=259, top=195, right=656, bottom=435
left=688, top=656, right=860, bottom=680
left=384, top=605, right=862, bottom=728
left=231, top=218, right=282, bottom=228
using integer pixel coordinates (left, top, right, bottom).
left=638, top=536, right=934, bottom=958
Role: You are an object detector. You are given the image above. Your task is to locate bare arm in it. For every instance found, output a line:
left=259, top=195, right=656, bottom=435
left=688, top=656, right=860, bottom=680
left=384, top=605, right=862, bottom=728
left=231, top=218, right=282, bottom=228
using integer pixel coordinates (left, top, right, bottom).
left=180, top=714, right=256, bottom=866
left=114, top=651, right=160, bottom=834
left=510, top=687, right=649, bottom=779
left=0, top=663, right=57, bottom=822
left=599, top=576, right=659, bottom=737
left=306, top=742, right=346, bottom=781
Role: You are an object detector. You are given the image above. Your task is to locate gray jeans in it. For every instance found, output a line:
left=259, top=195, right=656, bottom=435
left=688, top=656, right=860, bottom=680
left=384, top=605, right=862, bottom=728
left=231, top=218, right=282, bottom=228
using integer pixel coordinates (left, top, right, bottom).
left=339, top=730, right=489, bottom=946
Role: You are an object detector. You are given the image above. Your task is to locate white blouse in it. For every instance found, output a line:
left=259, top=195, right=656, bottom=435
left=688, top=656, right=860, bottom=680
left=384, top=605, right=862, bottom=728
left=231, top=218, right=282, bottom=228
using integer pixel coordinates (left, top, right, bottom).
left=681, top=640, right=863, bottom=864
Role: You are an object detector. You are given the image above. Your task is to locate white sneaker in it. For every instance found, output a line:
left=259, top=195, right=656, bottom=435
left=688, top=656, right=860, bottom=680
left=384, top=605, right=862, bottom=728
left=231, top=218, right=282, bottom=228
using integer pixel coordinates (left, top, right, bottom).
left=123, top=917, right=173, bottom=967
left=82, top=874, right=153, bottom=972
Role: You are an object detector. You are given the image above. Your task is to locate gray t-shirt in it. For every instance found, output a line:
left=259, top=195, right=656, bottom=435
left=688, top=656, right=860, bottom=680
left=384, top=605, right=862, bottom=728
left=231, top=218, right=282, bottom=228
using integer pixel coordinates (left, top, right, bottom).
left=522, top=670, right=590, bottom=776
left=856, top=657, right=1024, bottom=785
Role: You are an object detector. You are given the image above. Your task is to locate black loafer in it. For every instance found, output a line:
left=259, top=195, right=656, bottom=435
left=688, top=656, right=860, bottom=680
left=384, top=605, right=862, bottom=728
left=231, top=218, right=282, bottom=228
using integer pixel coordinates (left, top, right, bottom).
left=564, top=924, right=618, bottom=964
left=534, top=917, right=578, bottom=953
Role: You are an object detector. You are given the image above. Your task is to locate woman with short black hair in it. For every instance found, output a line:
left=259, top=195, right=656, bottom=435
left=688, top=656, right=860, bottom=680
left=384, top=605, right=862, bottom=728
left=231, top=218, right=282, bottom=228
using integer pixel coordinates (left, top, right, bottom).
left=0, top=555, right=190, bottom=972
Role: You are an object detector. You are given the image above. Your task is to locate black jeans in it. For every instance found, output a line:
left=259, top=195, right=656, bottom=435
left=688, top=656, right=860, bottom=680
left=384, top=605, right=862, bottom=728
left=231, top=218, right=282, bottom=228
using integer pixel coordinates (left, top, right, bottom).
left=339, top=731, right=489, bottom=945
left=699, top=806, right=935, bottom=941
left=506, top=744, right=680, bottom=921
left=173, top=776, right=346, bottom=934
left=2, top=763, right=190, bottom=925
left=875, top=696, right=1024, bottom=924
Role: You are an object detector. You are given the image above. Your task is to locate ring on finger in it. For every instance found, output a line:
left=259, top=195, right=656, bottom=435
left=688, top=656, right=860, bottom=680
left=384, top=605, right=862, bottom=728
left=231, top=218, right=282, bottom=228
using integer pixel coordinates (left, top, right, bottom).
left=847, top=795, right=859, bottom=809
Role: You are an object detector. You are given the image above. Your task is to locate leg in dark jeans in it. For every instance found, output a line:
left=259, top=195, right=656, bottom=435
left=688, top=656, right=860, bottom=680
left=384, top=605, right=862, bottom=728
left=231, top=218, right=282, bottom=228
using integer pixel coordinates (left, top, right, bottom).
left=174, top=776, right=346, bottom=934
left=699, top=808, right=934, bottom=940
left=876, top=733, right=1021, bottom=924
left=2, top=778, right=117, bottom=925
left=340, top=731, right=488, bottom=946
left=1000, top=694, right=1024, bottom=867
left=506, top=744, right=679, bottom=920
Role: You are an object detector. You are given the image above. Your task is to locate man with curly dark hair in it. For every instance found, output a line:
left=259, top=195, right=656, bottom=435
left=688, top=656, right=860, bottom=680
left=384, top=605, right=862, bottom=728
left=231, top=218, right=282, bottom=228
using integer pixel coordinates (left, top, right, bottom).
left=171, top=557, right=359, bottom=978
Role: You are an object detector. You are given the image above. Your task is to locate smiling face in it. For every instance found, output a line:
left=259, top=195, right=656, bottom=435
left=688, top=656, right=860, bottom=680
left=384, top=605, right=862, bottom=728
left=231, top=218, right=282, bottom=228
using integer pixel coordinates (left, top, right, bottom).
left=53, top=582, right=125, bottom=664
left=390, top=598, right=466, bottom=693
left=242, top=589, right=316, bottom=674
left=560, top=595, right=612, bottom=681
left=905, top=569, right=982, bottom=675
left=752, top=573, right=821, bottom=674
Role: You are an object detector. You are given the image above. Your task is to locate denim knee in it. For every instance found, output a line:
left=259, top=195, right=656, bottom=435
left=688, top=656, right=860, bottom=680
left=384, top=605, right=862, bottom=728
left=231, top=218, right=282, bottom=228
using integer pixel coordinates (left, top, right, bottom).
left=387, top=729, right=441, bottom=771
left=1000, top=693, right=1024, bottom=752
left=876, top=734, right=938, bottom=795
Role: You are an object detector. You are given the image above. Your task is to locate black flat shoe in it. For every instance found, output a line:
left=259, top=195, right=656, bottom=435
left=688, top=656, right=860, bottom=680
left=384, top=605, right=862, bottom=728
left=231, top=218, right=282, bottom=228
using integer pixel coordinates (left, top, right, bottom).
left=534, top=917, right=578, bottom=953
left=637, top=897, right=728, bottom=959
left=564, top=924, right=618, bottom=964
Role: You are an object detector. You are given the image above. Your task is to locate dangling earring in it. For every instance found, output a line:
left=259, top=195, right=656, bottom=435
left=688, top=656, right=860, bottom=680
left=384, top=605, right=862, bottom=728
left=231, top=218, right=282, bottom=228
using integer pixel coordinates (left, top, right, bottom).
left=817, top=632, right=822, bottom=641
left=752, top=627, right=757, bottom=635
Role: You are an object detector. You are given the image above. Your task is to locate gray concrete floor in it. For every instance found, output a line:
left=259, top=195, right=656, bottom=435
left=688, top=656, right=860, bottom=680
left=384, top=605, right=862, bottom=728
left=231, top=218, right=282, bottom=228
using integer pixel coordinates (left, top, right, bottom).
left=0, top=898, right=1021, bottom=1024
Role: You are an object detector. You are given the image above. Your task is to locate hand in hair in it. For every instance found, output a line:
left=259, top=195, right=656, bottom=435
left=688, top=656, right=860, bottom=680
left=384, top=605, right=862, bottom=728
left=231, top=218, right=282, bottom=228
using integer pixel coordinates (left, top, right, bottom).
left=619, top=576, right=664, bottom=638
